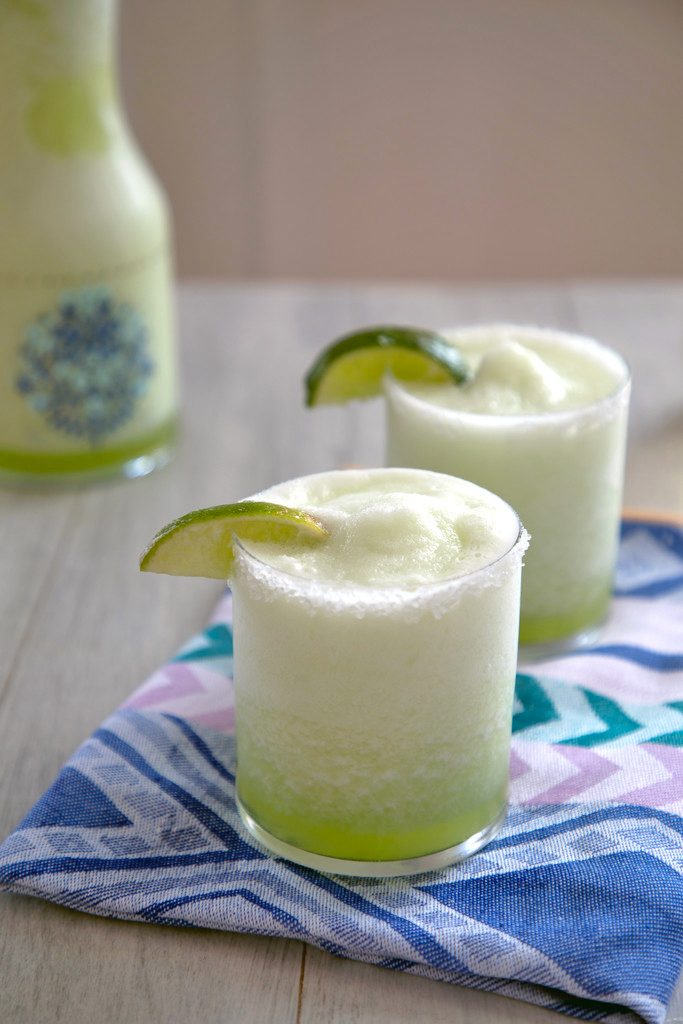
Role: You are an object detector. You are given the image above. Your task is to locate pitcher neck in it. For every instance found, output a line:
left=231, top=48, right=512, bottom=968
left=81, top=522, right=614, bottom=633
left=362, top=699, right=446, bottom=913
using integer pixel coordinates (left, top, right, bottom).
left=0, top=0, right=128, bottom=159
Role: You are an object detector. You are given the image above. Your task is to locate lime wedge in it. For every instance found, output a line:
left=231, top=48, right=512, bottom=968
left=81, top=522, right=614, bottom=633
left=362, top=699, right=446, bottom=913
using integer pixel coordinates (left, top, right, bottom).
left=140, top=501, right=329, bottom=579
left=304, top=325, right=472, bottom=406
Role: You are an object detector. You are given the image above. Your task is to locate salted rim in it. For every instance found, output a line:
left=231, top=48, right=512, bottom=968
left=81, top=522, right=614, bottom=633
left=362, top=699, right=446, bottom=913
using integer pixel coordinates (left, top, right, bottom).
left=231, top=468, right=528, bottom=618
left=384, top=323, right=631, bottom=429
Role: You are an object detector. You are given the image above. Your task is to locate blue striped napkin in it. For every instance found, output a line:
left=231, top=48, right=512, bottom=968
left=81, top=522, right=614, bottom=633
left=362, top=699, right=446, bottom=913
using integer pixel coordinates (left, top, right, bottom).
left=1, top=515, right=682, bottom=1024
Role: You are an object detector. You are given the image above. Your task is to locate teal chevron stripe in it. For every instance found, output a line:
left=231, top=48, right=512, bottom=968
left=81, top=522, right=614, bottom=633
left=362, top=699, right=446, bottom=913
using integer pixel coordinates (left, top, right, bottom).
left=513, top=676, right=601, bottom=744
left=512, top=675, right=683, bottom=748
left=558, top=690, right=640, bottom=748
left=513, top=674, right=559, bottom=732
left=650, top=731, right=683, bottom=746
left=655, top=700, right=683, bottom=749
left=173, top=623, right=233, bottom=663
left=651, top=702, right=683, bottom=746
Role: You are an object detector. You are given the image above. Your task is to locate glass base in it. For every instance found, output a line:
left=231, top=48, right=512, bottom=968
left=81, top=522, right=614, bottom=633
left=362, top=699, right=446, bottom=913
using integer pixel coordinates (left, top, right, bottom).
left=518, top=587, right=612, bottom=650
left=517, top=619, right=605, bottom=665
left=0, top=417, right=178, bottom=490
left=236, top=795, right=507, bottom=878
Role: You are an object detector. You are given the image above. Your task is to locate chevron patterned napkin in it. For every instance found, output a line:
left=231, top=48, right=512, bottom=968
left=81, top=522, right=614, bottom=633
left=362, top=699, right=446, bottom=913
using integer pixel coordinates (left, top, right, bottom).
left=1, top=515, right=683, bottom=1024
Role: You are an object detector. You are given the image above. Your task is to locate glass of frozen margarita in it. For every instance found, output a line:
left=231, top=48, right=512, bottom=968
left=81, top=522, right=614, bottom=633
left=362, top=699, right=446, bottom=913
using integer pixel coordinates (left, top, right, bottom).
left=384, top=325, right=630, bottom=651
left=230, top=467, right=526, bottom=876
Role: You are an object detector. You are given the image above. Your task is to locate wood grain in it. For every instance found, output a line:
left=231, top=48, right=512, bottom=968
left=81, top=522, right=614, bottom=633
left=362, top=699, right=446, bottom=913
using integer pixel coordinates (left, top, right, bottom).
left=0, top=895, right=302, bottom=1024
left=1, top=281, right=682, bottom=1023
left=300, top=948, right=565, bottom=1024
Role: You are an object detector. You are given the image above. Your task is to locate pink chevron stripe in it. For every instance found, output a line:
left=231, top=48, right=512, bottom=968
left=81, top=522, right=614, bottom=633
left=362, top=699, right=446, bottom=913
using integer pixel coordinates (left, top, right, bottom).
left=124, top=663, right=207, bottom=710
left=509, top=741, right=578, bottom=804
left=620, top=743, right=683, bottom=806
left=531, top=746, right=621, bottom=803
left=137, top=685, right=234, bottom=729
left=125, top=662, right=234, bottom=716
left=510, top=740, right=683, bottom=813
left=124, top=659, right=235, bottom=731
left=509, top=748, right=528, bottom=782
left=571, top=745, right=682, bottom=811
left=189, top=706, right=235, bottom=732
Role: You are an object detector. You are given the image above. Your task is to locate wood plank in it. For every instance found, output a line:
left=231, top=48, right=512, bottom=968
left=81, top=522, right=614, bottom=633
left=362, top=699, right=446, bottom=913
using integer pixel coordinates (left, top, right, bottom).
left=0, top=434, right=222, bottom=835
left=669, top=971, right=683, bottom=1024
left=0, top=895, right=302, bottom=1024
left=0, top=490, right=77, bottom=698
left=300, top=949, right=563, bottom=1024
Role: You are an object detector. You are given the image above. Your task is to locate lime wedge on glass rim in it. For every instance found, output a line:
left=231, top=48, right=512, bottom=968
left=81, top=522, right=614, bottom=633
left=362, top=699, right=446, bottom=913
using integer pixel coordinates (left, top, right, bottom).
left=140, top=501, right=329, bottom=579
left=304, top=325, right=472, bottom=406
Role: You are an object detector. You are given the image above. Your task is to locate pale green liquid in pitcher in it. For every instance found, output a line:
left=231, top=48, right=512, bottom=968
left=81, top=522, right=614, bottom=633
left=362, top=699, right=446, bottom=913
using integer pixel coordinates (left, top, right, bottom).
left=0, top=0, right=179, bottom=484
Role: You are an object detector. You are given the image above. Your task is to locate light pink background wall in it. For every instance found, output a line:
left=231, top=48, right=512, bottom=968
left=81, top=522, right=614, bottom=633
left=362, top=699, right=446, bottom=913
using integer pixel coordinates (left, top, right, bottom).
left=121, top=0, right=683, bottom=281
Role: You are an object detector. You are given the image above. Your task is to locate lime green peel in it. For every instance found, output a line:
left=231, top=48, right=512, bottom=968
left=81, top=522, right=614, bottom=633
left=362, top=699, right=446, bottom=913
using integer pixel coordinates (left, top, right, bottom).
left=140, top=501, right=329, bottom=580
left=304, top=325, right=472, bottom=407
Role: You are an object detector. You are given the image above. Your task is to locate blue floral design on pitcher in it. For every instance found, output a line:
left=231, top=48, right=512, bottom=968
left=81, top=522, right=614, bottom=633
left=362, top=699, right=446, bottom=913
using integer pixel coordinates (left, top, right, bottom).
left=16, top=286, right=154, bottom=444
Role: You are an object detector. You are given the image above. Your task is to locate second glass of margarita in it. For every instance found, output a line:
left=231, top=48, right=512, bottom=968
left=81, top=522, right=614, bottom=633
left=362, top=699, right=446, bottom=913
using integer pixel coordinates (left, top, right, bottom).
left=385, top=325, right=630, bottom=651
left=231, top=467, right=526, bottom=876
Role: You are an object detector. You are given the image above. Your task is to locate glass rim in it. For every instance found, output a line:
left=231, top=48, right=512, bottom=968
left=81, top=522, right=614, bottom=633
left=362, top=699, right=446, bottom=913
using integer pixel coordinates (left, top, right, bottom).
left=385, top=325, right=631, bottom=428
left=232, top=482, right=528, bottom=611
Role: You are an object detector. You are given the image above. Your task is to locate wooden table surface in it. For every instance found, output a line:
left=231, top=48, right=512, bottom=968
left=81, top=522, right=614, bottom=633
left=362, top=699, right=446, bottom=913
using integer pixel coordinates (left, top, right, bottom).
left=1, top=281, right=682, bottom=1024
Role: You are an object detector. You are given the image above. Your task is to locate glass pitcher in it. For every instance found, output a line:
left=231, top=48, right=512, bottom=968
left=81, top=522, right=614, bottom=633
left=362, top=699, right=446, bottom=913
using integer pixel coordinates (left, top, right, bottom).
left=0, top=0, right=179, bottom=484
